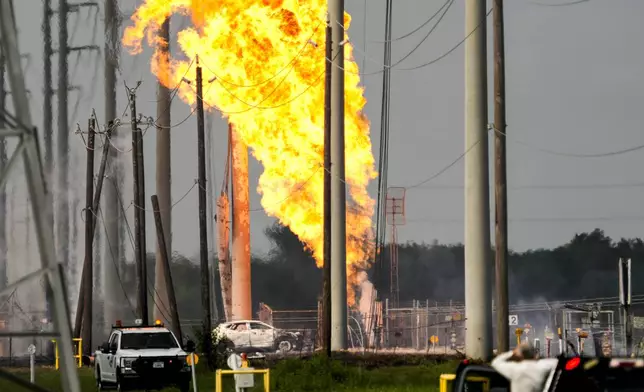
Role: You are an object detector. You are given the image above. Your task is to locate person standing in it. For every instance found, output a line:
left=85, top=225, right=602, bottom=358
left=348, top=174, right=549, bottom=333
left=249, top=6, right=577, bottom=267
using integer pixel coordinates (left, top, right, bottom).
left=491, top=343, right=558, bottom=392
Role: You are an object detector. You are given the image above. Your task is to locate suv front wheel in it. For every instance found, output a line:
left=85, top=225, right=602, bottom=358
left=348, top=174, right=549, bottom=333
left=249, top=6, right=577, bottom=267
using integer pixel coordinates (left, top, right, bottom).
left=95, top=366, right=105, bottom=390
left=115, top=369, right=129, bottom=392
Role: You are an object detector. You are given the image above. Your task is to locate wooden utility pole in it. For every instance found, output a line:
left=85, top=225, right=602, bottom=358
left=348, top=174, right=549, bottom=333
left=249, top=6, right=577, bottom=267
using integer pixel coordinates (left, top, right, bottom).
left=57, top=0, right=71, bottom=280
left=130, top=89, right=149, bottom=324
left=56, top=0, right=99, bottom=308
left=322, top=19, right=332, bottom=358
left=151, top=195, right=182, bottom=346
left=493, top=0, right=509, bottom=353
left=81, top=118, right=95, bottom=356
left=73, top=120, right=113, bottom=338
left=195, top=58, right=212, bottom=363
left=42, top=0, right=53, bottom=229
left=154, top=18, right=173, bottom=325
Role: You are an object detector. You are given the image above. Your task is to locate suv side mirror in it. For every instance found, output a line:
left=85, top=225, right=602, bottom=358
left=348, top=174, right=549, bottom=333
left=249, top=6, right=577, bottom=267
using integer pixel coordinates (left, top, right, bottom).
left=185, top=340, right=196, bottom=353
left=101, top=342, right=110, bottom=353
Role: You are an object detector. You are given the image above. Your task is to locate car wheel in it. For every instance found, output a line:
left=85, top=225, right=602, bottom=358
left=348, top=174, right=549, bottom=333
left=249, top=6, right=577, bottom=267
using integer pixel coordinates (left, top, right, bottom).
left=217, top=338, right=235, bottom=355
left=116, top=374, right=128, bottom=392
left=275, top=336, right=295, bottom=353
left=94, top=366, right=104, bottom=390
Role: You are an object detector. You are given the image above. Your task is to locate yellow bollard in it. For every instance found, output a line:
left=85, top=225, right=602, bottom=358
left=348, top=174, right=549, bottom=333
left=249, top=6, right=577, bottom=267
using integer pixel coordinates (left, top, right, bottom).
left=51, top=338, right=83, bottom=370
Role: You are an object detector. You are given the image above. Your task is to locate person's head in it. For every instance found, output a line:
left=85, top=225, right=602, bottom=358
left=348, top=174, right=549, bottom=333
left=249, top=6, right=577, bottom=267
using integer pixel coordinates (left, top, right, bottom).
left=509, top=343, right=537, bottom=361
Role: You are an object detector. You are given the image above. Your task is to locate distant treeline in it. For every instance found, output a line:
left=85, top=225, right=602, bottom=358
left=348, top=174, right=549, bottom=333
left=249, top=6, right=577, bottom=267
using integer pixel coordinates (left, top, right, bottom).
left=120, top=226, right=642, bottom=321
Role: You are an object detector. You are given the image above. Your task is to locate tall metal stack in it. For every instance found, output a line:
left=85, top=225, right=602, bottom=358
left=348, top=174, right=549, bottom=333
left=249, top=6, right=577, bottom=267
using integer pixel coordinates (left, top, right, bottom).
left=230, top=124, right=251, bottom=321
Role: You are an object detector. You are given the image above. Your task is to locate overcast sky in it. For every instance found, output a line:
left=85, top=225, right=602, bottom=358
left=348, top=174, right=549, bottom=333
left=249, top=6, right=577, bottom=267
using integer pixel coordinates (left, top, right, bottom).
left=8, top=0, right=644, bottom=261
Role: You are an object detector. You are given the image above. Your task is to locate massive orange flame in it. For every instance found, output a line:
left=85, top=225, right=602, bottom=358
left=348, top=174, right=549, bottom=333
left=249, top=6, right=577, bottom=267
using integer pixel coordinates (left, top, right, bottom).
left=123, top=0, right=376, bottom=304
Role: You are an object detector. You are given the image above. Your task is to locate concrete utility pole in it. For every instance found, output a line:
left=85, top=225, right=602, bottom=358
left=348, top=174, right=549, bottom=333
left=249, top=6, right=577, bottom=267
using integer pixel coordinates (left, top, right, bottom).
left=0, top=2, right=80, bottom=389
left=329, top=0, right=348, bottom=351
left=81, top=118, right=95, bottom=356
left=154, top=18, right=172, bottom=325
left=493, top=0, right=509, bottom=354
left=195, top=60, right=213, bottom=364
left=103, top=0, right=123, bottom=329
left=322, top=18, right=332, bottom=358
left=130, top=87, right=149, bottom=324
left=464, top=0, right=492, bottom=360
left=0, top=51, right=6, bottom=292
left=231, top=123, right=251, bottom=321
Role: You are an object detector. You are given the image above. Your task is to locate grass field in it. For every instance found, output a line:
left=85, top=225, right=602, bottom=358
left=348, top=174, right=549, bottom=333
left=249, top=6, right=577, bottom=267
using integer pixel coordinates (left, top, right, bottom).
left=0, top=356, right=459, bottom=391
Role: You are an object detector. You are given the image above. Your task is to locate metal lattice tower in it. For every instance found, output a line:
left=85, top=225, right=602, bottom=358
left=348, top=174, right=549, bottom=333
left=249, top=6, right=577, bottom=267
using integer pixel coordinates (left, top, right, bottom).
left=385, top=187, right=405, bottom=308
left=0, top=2, right=81, bottom=391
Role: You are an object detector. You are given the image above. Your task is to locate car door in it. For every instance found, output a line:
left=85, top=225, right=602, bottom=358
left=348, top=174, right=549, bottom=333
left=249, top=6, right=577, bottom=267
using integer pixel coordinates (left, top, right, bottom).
left=102, top=332, right=119, bottom=382
left=109, top=332, right=121, bottom=380
left=248, top=322, right=273, bottom=349
left=228, top=322, right=251, bottom=348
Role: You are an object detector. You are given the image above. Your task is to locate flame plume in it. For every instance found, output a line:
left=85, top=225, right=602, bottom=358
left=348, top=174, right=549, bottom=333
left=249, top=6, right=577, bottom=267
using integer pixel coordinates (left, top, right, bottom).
left=123, top=0, right=377, bottom=305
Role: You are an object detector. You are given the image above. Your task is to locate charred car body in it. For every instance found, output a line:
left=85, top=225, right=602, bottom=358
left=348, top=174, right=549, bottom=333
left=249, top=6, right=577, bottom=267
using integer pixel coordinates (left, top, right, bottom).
left=214, top=320, right=302, bottom=353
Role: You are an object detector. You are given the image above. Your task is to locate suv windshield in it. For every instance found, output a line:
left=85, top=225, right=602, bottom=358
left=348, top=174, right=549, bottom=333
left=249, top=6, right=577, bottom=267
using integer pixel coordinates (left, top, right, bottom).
left=121, top=332, right=178, bottom=350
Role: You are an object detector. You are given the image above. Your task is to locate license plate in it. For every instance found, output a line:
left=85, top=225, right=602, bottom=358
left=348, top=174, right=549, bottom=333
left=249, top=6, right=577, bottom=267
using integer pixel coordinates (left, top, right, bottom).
left=153, top=361, right=164, bottom=369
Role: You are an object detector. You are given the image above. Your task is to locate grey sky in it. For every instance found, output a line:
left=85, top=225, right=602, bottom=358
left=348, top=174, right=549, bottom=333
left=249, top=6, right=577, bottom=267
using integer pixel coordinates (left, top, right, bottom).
left=9, top=0, right=644, bottom=262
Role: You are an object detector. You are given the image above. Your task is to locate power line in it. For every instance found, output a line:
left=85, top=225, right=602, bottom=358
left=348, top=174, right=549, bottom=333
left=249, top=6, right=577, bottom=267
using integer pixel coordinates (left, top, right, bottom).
left=195, top=51, right=341, bottom=114
left=200, top=20, right=324, bottom=89
left=402, top=139, right=481, bottom=189
left=95, top=207, right=136, bottom=318
left=530, top=0, right=591, bottom=6
left=493, top=127, right=644, bottom=158
left=412, top=182, right=644, bottom=191
left=336, top=0, right=456, bottom=76
left=339, top=6, right=492, bottom=76
left=369, top=0, right=452, bottom=44
left=406, top=216, right=644, bottom=224
left=398, top=127, right=644, bottom=190
left=108, top=175, right=174, bottom=323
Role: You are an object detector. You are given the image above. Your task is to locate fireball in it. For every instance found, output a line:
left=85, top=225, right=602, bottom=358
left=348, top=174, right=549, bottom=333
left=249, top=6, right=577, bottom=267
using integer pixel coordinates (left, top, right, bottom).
left=123, top=0, right=376, bottom=304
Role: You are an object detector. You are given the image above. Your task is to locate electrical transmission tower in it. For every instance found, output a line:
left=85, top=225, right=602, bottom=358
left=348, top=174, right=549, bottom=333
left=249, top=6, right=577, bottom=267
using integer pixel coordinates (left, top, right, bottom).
left=385, top=187, right=405, bottom=308
left=0, top=1, right=81, bottom=390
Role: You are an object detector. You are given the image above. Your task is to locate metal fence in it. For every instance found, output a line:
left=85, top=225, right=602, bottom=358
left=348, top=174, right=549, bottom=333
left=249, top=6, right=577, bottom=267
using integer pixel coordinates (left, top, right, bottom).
left=257, top=297, right=644, bottom=356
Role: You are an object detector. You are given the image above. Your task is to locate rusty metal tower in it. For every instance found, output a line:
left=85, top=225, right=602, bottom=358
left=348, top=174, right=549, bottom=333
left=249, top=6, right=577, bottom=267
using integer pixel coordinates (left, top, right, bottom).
left=386, top=187, right=405, bottom=308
